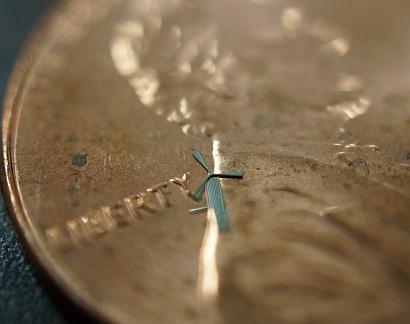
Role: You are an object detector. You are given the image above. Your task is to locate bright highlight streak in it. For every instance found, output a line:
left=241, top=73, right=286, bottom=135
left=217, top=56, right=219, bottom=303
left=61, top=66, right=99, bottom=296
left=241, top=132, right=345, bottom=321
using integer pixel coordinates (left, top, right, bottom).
left=198, top=208, right=219, bottom=300
left=212, top=139, right=222, bottom=173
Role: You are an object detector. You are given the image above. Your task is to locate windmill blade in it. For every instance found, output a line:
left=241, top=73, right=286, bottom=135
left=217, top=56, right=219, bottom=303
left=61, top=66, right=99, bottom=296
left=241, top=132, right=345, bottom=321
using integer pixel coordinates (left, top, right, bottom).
left=214, top=170, right=243, bottom=179
left=206, top=177, right=230, bottom=232
left=193, top=151, right=211, bottom=173
left=193, top=177, right=209, bottom=200
left=189, top=206, right=208, bottom=214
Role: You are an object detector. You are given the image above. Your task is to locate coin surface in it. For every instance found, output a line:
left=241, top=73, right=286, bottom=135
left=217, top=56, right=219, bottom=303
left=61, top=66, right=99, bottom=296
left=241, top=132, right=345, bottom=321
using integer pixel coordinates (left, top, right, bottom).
left=3, top=0, right=410, bottom=323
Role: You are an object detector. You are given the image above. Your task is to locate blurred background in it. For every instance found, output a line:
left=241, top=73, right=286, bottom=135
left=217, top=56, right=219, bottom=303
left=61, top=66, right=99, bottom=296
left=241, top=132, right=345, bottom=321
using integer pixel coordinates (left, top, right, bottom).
left=0, top=0, right=68, bottom=323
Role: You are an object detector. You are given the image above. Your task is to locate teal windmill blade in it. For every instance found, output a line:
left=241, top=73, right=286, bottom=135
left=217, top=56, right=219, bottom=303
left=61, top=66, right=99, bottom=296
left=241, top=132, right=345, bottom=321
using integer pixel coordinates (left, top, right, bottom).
left=192, top=177, right=209, bottom=201
left=205, top=177, right=230, bottom=231
left=214, top=170, right=244, bottom=178
left=189, top=150, right=243, bottom=232
left=193, top=151, right=211, bottom=173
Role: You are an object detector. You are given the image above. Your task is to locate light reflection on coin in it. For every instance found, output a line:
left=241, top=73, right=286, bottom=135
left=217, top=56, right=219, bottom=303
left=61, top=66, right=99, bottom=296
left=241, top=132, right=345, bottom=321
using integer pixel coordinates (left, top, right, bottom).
left=2, top=0, right=410, bottom=323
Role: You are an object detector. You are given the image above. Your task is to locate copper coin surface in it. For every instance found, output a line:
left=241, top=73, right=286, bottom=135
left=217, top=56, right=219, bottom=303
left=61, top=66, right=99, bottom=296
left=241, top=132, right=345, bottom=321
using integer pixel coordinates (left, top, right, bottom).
left=3, top=0, right=410, bottom=323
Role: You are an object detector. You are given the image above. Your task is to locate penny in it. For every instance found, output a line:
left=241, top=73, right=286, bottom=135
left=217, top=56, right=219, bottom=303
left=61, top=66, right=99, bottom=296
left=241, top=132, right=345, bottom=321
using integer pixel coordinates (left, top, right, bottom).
left=2, top=0, right=410, bottom=323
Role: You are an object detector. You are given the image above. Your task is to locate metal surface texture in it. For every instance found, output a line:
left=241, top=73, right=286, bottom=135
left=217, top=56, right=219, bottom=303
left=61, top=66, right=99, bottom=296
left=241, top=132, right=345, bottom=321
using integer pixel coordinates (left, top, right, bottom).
left=2, top=0, right=410, bottom=323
